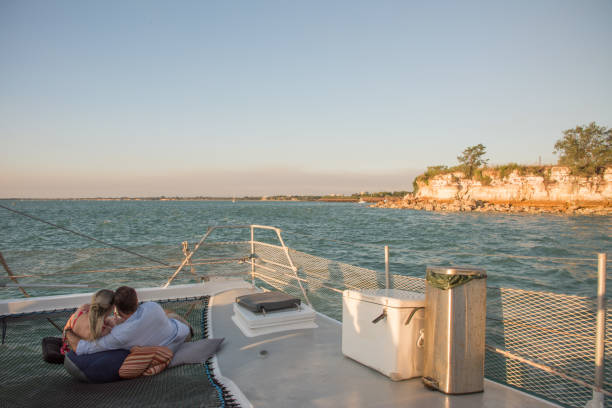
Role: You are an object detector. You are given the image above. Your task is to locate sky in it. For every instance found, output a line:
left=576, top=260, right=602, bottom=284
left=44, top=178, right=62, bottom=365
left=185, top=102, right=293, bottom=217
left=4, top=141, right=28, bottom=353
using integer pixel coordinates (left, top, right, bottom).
left=1, top=0, right=611, bottom=198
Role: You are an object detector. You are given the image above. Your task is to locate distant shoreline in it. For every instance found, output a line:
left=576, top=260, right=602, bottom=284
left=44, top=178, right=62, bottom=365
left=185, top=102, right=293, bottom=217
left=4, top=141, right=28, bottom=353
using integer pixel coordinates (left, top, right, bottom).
left=0, top=196, right=389, bottom=203
left=374, top=197, right=612, bottom=215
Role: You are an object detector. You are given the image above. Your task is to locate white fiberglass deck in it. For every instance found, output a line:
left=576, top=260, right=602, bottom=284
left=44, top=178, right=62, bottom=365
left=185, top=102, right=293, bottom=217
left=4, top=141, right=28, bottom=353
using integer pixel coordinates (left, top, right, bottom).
left=210, top=287, right=559, bottom=408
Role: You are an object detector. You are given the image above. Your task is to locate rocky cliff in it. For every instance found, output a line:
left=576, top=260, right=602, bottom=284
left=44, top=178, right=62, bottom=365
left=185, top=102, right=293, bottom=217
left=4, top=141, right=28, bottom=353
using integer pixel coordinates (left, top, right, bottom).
left=415, top=167, right=612, bottom=202
left=374, top=167, right=612, bottom=215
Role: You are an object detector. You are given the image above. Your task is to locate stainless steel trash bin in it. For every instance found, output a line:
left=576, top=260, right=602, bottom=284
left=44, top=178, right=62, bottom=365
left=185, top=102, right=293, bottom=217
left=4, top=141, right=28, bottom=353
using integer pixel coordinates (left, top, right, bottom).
left=422, top=266, right=487, bottom=394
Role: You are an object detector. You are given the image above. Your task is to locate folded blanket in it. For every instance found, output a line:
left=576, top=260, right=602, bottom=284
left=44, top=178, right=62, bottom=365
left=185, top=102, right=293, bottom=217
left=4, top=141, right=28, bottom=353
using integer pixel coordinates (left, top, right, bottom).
left=118, top=346, right=173, bottom=379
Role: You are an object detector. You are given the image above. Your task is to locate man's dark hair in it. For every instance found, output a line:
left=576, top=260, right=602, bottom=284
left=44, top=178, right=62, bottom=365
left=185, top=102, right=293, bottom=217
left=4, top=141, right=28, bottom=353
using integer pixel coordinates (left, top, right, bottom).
left=114, top=286, right=138, bottom=314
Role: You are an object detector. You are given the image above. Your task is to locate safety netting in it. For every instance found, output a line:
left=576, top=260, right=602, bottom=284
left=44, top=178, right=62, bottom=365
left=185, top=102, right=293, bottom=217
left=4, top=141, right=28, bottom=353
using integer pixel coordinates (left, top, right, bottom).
left=2, top=227, right=610, bottom=408
left=484, top=287, right=612, bottom=408
left=0, top=296, right=235, bottom=408
left=241, top=239, right=611, bottom=408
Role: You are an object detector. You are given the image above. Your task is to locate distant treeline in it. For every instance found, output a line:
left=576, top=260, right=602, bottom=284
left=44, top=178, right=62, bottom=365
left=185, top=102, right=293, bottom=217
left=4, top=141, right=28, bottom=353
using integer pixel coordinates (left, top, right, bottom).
left=4, top=191, right=410, bottom=201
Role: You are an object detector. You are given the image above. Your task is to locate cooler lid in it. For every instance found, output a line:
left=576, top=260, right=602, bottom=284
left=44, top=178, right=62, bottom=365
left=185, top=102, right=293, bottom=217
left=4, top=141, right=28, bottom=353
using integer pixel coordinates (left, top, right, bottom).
left=343, top=289, right=425, bottom=308
left=426, top=265, right=487, bottom=277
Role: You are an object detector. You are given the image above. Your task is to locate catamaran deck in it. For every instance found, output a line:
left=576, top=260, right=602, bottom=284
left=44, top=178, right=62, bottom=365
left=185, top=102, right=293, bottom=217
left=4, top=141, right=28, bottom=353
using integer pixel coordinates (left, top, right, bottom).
left=210, top=287, right=558, bottom=408
left=1, top=219, right=606, bottom=407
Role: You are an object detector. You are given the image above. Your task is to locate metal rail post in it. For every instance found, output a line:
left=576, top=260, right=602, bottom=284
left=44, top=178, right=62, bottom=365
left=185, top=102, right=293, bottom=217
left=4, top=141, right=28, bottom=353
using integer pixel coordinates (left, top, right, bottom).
left=384, top=245, right=390, bottom=289
left=181, top=241, right=197, bottom=277
left=163, top=227, right=214, bottom=288
left=587, top=253, right=607, bottom=408
left=274, top=228, right=312, bottom=307
left=250, top=226, right=255, bottom=286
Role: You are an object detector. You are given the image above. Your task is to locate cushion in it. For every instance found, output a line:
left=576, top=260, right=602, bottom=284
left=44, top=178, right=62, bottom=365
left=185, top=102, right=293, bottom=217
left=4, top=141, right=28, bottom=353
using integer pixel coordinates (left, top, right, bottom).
left=42, top=337, right=64, bottom=364
left=168, top=338, right=225, bottom=368
left=63, top=354, right=89, bottom=382
left=64, top=349, right=130, bottom=383
left=235, top=292, right=300, bottom=313
left=119, top=346, right=173, bottom=379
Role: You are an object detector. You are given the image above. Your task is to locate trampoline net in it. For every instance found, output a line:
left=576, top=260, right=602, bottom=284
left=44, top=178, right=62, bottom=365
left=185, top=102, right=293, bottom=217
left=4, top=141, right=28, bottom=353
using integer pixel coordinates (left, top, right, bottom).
left=0, top=297, right=224, bottom=408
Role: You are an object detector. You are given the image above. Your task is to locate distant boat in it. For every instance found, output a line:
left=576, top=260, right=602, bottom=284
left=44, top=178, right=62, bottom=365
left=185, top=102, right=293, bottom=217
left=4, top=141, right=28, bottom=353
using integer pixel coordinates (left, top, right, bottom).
left=232, top=196, right=236, bottom=203
left=358, top=198, right=367, bottom=204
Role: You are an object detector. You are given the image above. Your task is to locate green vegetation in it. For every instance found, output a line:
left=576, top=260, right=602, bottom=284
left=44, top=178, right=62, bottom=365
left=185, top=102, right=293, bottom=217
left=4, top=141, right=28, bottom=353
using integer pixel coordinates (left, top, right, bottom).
left=493, top=164, right=551, bottom=180
left=419, top=165, right=448, bottom=183
left=554, top=122, right=611, bottom=176
left=413, top=160, right=556, bottom=191
left=59, top=191, right=412, bottom=202
left=413, top=165, right=462, bottom=192
left=457, top=144, right=488, bottom=178
left=349, top=191, right=408, bottom=198
left=261, top=191, right=409, bottom=202
left=412, top=123, right=610, bottom=191
left=473, top=169, right=492, bottom=186
left=495, top=163, right=525, bottom=179
left=412, top=145, right=490, bottom=192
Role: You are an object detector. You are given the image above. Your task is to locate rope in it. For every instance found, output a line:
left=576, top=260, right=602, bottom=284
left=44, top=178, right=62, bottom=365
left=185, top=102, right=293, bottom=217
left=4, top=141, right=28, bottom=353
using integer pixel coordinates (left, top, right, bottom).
left=3, top=203, right=603, bottom=269
left=282, top=229, right=608, bottom=264
left=283, top=230, right=382, bottom=249
left=392, top=248, right=602, bottom=263
left=0, top=251, right=28, bottom=296
left=485, top=344, right=612, bottom=397
left=0, top=204, right=170, bottom=267
left=0, top=283, right=100, bottom=289
left=200, top=297, right=233, bottom=408
left=0, top=258, right=247, bottom=279
left=205, top=363, right=226, bottom=408
left=0, top=203, right=607, bottom=267
left=0, top=250, right=63, bottom=332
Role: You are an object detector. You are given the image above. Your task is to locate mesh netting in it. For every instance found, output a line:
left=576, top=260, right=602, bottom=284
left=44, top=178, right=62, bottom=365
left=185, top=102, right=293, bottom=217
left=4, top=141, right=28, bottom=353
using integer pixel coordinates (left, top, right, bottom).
left=2, top=234, right=607, bottom=408
left=484, top=287, right=612, bottom=408
left=0, top=297, right=224, bottom=408
left=188, top=242, right=251, bottom=282
left=0, top=242, right=253, bottom=300
left=250, top=243, right=386, bottom=320
left=391, top=274, right=426, bottom=293
left=244, top=240, right=610, bottom=408
left=484, top=348, right=594, bottom=407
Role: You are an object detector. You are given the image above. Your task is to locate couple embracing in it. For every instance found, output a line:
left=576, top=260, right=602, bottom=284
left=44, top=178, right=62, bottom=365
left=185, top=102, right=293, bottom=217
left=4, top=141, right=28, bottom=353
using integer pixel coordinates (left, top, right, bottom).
left=63, top=286, right=191, bottom=356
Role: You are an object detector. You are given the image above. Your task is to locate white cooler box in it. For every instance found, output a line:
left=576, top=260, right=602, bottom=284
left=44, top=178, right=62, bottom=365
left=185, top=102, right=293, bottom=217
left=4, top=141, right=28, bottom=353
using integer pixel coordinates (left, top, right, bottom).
left=342, top=289, right=426, bottom=381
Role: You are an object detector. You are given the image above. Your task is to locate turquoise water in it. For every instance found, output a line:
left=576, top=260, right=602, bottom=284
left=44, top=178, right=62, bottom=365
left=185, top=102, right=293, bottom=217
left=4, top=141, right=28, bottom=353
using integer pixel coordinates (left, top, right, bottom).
left=0, top=200, right=610, bottom=300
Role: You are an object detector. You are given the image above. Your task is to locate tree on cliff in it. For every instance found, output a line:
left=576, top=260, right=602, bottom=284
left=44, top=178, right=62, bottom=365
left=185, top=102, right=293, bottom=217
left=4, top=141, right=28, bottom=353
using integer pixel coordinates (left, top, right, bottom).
left=457, top=144, right=488, bottom=177
left=554, top=122, right=612, bottom=175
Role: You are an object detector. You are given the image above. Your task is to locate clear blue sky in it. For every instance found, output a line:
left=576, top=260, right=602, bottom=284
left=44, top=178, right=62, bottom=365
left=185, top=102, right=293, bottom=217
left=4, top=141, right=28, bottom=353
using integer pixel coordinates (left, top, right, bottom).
left=1, top=0, right=611, bottom=197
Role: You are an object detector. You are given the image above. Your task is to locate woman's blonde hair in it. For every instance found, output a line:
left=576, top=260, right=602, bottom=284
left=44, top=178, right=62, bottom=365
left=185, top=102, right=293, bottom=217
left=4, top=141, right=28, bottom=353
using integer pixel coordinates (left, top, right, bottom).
left=89, top=289, right=114, bottom=340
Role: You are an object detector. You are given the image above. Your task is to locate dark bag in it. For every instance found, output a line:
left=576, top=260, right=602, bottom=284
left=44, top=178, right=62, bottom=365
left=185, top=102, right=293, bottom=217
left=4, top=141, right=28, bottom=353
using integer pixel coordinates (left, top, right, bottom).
left=42, top=337, right=64, bottom=364
left=235, top=291, right=300, bottom=314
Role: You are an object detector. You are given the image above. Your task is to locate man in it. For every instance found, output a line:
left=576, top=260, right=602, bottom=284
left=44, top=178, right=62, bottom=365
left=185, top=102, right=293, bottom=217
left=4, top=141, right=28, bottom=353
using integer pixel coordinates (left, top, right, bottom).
left=65, top=286, right=190, bottom=355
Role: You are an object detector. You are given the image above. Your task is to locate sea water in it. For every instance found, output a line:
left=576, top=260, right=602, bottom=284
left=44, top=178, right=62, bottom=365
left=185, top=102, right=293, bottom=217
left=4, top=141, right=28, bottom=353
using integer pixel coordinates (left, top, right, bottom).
left=0, top=200, right=610, bottom=300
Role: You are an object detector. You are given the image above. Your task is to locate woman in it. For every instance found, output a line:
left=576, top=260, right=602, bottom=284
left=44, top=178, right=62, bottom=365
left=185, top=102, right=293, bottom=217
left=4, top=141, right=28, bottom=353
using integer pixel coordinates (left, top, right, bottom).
left=61, top=289, right=119, bottom=354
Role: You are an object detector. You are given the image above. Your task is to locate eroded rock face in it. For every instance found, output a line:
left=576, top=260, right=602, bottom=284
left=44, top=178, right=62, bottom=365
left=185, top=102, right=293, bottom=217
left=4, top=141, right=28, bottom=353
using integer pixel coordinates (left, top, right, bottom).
left=373, top=168, right=612, bottom=215
left=415, top=167, right=612, bottom=202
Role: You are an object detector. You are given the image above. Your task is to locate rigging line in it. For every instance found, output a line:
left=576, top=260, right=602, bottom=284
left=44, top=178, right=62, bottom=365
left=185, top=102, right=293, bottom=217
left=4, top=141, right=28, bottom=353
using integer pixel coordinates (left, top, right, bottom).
left=282, top=230, right=382, bottom=249
left=0, top=203, right=170, bottom=267
left=0, top=251, right=28, bottom=297
left=390, top=248, right=600, bottom=263
left=282, top=229, right=607, bottom=264
left=1, top=258, right=247, bottom=279
left=0, top=250, right=63, bottom=333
